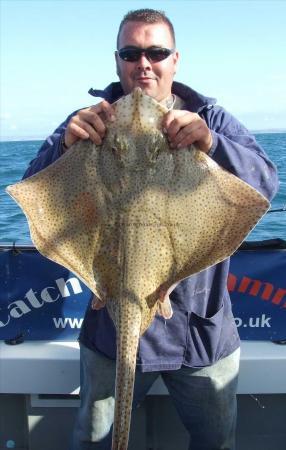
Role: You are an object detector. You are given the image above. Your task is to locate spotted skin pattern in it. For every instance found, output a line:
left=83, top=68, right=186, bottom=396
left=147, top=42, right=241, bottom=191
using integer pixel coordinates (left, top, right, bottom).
left=7, top=88, right=269, bottom=450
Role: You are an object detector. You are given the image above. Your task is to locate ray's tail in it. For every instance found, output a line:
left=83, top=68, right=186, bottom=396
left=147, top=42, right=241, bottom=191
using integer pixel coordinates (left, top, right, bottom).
left=111, top=305, right=142, bottom=450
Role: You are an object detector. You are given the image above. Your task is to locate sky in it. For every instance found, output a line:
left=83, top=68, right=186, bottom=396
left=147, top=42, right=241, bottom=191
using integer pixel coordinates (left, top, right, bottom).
left=1, top=0, right=286, bottom=140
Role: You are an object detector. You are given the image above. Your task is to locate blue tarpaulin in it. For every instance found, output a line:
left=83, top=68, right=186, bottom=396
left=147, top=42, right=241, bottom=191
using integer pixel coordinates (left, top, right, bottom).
left=0, top=242, right=285, bottom=341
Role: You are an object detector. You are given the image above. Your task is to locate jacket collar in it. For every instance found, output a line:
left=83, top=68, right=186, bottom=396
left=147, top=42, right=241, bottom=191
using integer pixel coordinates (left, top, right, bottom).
left=88, top=81, right=216, bottom=113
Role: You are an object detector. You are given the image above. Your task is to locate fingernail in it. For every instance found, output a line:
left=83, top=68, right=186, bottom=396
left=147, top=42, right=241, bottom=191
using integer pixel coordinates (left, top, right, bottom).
left=110, top=115, right=116, bottom=122
left=163, top=127, right=167, bottom=134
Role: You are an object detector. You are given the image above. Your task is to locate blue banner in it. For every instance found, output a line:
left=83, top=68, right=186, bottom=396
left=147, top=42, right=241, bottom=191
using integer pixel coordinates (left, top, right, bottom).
left=0, top=247, right=91, bottom=341
left=229, top=247, right=286, bottom=340
left=0, top=244, right=285, bottom=341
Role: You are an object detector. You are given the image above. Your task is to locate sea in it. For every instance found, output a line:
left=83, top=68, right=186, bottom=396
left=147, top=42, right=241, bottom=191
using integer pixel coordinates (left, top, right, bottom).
left=0, top=133, right=285, bottom=244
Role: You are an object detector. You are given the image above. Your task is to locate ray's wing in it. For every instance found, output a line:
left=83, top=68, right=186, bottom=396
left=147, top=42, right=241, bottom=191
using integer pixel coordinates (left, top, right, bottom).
left=6, top=140, right=107, bottom=298
left=163, top=147, right=269, bottom=285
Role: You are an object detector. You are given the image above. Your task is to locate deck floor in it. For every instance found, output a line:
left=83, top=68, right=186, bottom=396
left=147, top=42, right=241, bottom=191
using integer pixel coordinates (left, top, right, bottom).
left=1, top=393, right=286, bottom=449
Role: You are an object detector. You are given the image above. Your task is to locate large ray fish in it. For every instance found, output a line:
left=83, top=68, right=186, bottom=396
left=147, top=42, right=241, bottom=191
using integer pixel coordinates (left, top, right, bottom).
left=7, top=88, right=269, bottom=449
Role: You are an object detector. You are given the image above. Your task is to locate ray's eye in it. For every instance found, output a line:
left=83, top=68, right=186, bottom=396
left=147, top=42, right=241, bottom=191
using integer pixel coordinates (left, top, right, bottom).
left=109, top=134, right=130, bottom=167
left=146, top=134, right=165, bottom=164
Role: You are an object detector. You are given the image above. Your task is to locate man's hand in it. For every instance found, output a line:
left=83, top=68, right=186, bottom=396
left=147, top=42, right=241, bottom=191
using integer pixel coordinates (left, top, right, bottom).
left=162, top=110, right=213, bottom=153
left=63, top=100, right=116, bottom=150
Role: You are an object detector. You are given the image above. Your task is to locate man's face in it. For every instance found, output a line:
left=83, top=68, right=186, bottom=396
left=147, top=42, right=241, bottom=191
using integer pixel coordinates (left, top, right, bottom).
left=115, top=21, right=179, bottom=102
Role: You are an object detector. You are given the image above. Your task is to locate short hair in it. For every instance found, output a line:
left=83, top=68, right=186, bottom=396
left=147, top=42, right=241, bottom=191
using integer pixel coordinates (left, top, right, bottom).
left=117, top=8, right=176, bottom=49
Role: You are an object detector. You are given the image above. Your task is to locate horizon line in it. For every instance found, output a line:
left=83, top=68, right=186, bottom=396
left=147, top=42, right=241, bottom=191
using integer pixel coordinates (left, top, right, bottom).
left=1, top=128, right=286, bottom=143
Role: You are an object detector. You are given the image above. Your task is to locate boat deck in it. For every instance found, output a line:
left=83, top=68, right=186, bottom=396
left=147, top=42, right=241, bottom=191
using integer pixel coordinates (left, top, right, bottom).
left=0, top=340, right=286, bottom=449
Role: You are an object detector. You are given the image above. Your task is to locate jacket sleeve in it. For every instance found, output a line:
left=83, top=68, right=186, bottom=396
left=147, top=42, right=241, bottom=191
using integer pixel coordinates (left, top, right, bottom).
left=203, top=105, right=279, bottom=201
left=22, top=112, right=77, bottom=179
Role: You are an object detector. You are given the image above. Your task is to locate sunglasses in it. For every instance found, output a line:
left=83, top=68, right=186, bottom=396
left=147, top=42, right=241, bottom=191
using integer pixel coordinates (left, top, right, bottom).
left=117, top=46, right=175, bottom=63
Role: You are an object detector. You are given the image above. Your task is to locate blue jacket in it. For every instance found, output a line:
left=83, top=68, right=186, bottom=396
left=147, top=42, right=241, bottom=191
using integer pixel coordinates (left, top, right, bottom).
left=23, top=81, right=279, bottom=370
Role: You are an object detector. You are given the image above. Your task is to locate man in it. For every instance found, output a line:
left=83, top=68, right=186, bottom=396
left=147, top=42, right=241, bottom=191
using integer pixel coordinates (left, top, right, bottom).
left=23, top=9, right=278, bottom=450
